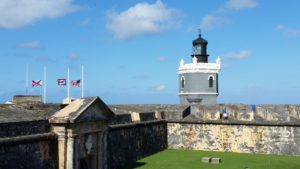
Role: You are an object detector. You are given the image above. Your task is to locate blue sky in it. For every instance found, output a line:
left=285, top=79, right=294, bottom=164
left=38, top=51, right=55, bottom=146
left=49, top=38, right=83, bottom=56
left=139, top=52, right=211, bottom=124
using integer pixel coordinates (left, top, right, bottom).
left=1, top=0, right=300, bottom=104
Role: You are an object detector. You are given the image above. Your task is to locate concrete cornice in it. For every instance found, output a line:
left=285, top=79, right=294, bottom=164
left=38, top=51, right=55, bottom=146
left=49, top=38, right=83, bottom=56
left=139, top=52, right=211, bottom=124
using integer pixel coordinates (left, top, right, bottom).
left=178, top=57, right=221, bottom=74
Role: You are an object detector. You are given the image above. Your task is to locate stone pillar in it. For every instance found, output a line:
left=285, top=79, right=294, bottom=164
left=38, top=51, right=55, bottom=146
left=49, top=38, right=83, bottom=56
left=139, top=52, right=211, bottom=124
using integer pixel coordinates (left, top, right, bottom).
left=102, top=130, right=108, bottom=169
left=74, top=138, right=80, bottom=169
left=155, top=111, right=162, bottom=119
left=66, top=130, right=75, bottom=169
left=57, top=133, right=67, bottom=169
left=131, top=112, right=140, bottom=122
left=97, top=132, right=104, bottom=169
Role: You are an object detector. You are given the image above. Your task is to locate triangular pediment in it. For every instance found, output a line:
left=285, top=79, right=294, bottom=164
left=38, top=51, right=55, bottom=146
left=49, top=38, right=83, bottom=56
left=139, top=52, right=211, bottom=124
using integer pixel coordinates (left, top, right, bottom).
left=49, top=97, right=114, bottom=123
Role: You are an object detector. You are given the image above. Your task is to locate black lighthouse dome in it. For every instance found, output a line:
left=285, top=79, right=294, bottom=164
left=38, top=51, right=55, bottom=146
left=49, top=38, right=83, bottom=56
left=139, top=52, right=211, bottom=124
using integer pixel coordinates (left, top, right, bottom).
left=192, top=33, right=208, bottom=46
left=191, top=33, right=209, bottom=63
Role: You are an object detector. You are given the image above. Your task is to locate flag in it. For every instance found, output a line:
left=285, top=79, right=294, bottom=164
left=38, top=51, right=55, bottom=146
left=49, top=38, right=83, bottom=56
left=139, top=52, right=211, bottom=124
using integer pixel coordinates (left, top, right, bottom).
left=57, top=79, right=67, bottom=85
left=70, top=80, right=80, bottom=87
left=32, top=80, right=42, bottom=87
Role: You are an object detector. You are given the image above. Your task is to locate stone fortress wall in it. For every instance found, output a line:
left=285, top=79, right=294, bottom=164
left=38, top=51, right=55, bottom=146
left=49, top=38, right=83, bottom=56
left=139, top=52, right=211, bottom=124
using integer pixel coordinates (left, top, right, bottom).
left=1, top=98, right=300, bottom=169
left=0, top=120, right=58, bottom=169
left=167, top=104, right=300, bottom=156
left=107, top=120, right=167, bottom=169
left=112, top=104, right=300, bottom=156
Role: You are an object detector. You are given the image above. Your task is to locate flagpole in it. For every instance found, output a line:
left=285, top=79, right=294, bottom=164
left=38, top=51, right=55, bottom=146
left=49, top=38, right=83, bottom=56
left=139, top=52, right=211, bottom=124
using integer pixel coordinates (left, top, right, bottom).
left=44, top=67, right=47, bottom=103
left=81, top=65, right=84, bottom=98
left=67, top=67, right=70, bottom=99
left=26, top=64, right=29, bottom=94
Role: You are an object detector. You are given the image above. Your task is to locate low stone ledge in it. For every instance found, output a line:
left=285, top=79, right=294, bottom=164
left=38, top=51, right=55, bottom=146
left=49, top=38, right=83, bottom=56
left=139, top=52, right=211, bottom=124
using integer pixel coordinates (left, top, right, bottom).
left=211, top=157, right=221, bottom=164
left=201, top=157, right=211, bottom=163
left=167, top=119, right=300, bottom=127
left=0, top=132, right=57, bottom=145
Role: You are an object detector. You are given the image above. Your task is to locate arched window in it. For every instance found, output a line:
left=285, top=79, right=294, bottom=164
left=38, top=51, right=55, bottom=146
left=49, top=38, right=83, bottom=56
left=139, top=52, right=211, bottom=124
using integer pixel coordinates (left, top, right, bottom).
left=181, top=76, right=185, bottom=89
left=208, top=76, right=214, bottom=88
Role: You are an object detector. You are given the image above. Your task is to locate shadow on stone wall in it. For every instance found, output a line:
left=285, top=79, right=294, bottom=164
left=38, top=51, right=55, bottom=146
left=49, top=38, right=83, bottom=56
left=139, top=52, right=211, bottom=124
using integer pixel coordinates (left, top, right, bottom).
left=0, top=140, right=58, bottom=169
left=107, top=121, right=167, bottom=169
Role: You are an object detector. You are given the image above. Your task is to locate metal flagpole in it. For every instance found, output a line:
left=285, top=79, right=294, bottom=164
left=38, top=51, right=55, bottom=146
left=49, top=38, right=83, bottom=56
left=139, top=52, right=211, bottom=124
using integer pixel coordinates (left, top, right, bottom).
left=81, top=65, right=84, bottom=98
left=44, top=67, right=47, bottom=103
left=26, top=64, right=29, bottom=94
left=67, top=67, right=70, bottom=99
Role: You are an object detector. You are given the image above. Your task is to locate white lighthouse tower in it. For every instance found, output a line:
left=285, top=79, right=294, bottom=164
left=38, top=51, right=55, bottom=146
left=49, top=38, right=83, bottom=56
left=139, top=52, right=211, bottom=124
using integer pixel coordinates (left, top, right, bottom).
left=178, top=33, right=221, bottom=105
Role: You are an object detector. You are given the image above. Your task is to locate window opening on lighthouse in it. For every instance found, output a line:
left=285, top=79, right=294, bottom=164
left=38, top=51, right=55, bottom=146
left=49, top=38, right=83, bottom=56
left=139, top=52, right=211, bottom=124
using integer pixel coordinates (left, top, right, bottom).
left=209, top=76, right=214, bottom=88
left=181, top=76, right=185, bottom=89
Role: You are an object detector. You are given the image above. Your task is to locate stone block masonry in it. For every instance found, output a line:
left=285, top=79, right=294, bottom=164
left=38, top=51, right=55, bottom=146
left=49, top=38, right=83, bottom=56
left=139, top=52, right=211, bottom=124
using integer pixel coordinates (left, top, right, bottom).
left=201, top=157, right=211, bottom=163
left=109, top=104, right=300, bottom=157
left=167, top=104, right=300, bottom=156
left=167, top=122, right=300, bottom=155
left=12, top=95, right=42, bottom=104
left=107, top=120, right=168, bottom=169
left=0, top=135, right=58, bottom=169
left=0, top=120, right=51, bottom=138
left=211, top=157, right=221, bottom=164
left=201, top=157, right=221, bottom=164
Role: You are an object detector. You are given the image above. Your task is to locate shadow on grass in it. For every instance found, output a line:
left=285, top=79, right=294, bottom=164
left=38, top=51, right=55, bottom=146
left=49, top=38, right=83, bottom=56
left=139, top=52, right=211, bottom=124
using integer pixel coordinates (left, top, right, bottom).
left=119, top=162, right=147, bottom=169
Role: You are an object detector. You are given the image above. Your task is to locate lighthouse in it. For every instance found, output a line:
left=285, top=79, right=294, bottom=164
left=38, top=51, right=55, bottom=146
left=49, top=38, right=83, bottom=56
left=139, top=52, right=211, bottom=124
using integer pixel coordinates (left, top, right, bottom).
left=178, top=33, right=221, bottom=105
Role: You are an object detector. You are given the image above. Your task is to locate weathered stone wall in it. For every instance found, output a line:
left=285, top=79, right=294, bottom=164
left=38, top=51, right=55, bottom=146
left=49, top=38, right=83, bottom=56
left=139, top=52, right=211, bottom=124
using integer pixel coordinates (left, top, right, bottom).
left=139, top=112, right=156, bottom=121
left=254, top=105, right=300, bottom=123
left=168, top=122, right=300, bottom=155
left=109, top=114, right=132, bottom=125
left=13, top=95, right=42, bottom=104
left=168, top=104, right=300, bottom=156
left=188, top=104, right=300, bottom=123
left=0, top=119, right=58, bottom=169
left=107, top=120, right=167, bottom=169
left=109, top=104, right=188, bottom=120
left=0, top=138, right=58, bottom=169
left=0, top=120, right=50, bottom=138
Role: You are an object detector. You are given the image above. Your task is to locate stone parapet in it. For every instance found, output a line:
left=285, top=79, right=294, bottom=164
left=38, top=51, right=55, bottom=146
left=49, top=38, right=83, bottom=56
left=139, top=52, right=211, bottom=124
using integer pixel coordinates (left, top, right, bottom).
left=188, top=104, right=300, bottom=124
left=12, top=95, right=42, bottom=104
left=108, top=104, right=189, bottom=120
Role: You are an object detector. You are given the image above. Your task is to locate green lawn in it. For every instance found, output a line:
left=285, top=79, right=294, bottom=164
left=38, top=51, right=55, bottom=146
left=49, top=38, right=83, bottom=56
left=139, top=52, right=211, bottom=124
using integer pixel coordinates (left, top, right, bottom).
left=121, top=149, right=300, bottom=169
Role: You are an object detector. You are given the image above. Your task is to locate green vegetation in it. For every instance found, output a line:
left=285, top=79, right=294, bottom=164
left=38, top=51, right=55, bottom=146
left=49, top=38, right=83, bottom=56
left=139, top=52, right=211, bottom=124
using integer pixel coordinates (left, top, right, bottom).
left=121, top=149, right=300, bottom=169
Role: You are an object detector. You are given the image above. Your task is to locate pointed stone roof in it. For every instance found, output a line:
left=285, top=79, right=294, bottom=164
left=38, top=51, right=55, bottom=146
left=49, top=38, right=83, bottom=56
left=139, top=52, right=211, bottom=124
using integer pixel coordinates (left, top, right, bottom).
left=49, top=97, right=114, bottom=123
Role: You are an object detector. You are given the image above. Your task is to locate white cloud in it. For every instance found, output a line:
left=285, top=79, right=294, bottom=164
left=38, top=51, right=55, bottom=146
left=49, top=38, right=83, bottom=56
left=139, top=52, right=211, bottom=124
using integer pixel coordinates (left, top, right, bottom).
left=197, top=0, right=258, bottom=31
left=106, top=0, right=180, bottom=39
left=68, top=53, right=79, bottom=60
left=276, top=24, right=300, bottom=38
left=80, top=18, right=91, bottom=26
left=225, top=0, right=258, bottom=11
left=158, top=56, right=167, bottom=62
left=222, top=50, right=251, bottom=60
left=200, top=15, right=228, bottom=30
left=0, top=0, right=80, bottom=29
left=155, top=85, right=166, bottom=91
left=17, top=41, right=40, bottom=49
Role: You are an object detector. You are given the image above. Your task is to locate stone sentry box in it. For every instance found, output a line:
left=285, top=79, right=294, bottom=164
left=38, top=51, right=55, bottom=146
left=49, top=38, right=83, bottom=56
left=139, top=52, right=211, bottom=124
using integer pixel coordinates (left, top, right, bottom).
left=49, top=97, right=114, bottom=169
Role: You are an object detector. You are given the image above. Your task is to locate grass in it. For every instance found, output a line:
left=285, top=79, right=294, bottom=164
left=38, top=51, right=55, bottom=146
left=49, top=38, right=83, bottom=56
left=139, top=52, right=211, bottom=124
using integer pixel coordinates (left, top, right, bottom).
left=121, top=149, right=300, bottom=169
